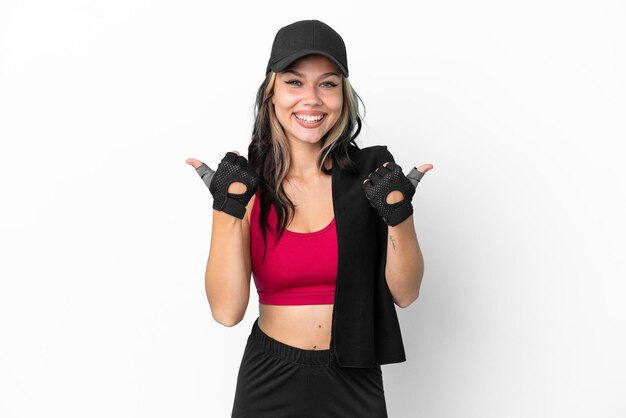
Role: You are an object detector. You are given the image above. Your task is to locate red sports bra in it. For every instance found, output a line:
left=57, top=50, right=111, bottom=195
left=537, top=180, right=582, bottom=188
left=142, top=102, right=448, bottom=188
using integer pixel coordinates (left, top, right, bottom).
left=249, top=189, right=338, bottom=305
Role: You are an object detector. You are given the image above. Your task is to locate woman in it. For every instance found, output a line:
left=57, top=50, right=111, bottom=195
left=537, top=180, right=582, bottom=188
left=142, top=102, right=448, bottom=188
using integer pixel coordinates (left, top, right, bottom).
left=186, top=19, right=433, bottom=417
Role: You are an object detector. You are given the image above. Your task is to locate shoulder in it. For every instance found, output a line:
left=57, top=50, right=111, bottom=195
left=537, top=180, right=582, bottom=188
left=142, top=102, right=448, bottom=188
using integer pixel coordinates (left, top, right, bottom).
left=350, top=144, right=395, bottom=167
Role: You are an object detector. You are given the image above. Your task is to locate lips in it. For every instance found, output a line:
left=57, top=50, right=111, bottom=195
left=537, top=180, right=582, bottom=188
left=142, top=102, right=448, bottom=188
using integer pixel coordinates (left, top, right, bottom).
left=292, top=113, right=325, bottom=128
left=294, top=112, right=326, bottom=122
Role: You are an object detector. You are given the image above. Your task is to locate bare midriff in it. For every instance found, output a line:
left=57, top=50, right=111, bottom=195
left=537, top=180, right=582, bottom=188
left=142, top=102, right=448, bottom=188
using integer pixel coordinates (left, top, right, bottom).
left=258, top=303, right=334, bottom=350
left=254, top=157, right=336, bottom=351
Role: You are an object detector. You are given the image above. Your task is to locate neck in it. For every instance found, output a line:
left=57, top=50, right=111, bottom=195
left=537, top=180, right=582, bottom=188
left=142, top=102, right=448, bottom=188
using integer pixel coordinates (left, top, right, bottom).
left=286, top=142, right=331, bottom=180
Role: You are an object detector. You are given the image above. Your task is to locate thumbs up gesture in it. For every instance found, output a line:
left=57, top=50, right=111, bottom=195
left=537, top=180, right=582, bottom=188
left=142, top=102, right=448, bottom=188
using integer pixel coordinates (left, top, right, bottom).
left=362, top=162, right=433, bottom=226
left=186, top=151, right=261, bottom=219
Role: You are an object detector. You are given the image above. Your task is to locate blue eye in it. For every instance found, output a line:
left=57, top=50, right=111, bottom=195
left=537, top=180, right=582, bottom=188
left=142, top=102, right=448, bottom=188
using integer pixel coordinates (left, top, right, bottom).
left=285, top=80, right=338, bottom=88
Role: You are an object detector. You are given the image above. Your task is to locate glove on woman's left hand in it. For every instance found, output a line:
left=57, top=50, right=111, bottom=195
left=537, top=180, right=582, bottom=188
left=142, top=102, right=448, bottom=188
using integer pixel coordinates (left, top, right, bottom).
left=362, top=162, right=422, bottom=226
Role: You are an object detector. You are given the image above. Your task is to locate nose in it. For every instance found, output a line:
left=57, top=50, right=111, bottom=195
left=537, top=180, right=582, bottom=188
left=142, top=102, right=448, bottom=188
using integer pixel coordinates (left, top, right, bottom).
left=302, top=84, right=322, bottom=105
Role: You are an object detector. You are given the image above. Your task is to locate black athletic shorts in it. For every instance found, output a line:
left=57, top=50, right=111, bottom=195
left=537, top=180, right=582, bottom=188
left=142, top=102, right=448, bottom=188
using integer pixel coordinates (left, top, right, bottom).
left=231, top=317, right=388, bottom=418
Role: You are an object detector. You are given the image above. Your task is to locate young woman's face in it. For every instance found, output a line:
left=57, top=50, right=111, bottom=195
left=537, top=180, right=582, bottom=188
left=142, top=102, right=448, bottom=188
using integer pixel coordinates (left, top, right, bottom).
left=272, top=54, right=343, bottom=146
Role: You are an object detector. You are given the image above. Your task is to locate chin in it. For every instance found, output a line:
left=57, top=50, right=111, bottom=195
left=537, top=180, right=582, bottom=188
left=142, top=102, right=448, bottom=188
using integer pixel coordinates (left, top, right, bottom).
left=298, top=136, right=325, bottom=144
left=291, top=131, right=327, bottom=144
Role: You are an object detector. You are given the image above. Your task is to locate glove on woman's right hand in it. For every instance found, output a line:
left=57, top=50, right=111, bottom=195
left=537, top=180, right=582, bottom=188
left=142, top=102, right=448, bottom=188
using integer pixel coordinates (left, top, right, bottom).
left=195, top=152, right=261, bottom=219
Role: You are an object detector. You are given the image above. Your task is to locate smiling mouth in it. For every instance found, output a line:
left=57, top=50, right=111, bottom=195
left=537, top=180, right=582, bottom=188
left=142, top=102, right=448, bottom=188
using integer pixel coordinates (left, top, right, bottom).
left=294, top=113, right=326, bottom=123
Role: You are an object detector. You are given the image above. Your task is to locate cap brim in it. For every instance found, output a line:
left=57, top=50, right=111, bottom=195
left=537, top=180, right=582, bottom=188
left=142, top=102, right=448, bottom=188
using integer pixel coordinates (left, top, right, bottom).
left=268, top=49, right=348, bottom=77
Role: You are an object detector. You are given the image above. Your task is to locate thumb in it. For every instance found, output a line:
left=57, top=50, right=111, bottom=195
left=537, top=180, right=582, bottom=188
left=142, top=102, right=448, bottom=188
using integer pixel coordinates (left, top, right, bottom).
left=186, top=158, right=205, bottom=170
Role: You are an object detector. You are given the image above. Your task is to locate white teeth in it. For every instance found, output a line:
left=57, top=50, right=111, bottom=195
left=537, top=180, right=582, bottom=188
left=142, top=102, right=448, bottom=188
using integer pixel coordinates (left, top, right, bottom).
left=295, top=114, right=324, bottom=122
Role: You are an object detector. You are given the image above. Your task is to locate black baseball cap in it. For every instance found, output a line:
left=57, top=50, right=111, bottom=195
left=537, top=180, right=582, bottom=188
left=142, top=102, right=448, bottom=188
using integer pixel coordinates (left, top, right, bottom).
left=266, top=20, right=349, bottom=77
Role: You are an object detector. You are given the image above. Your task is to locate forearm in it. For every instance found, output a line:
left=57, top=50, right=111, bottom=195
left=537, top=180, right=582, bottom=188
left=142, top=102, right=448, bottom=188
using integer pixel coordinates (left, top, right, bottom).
left=384, top=214, right=424, bottom=308
left=205, top=210, right=250, bottom=326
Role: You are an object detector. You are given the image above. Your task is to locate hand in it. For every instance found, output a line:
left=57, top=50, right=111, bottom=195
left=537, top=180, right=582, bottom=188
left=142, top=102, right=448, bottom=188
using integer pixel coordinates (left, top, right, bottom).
left=362, top=162, right=433, bottom=226
left=186, top=151, right=261, bottom=219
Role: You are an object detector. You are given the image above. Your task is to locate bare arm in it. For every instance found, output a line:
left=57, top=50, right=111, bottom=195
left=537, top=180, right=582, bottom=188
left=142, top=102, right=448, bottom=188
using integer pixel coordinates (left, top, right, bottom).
left=205, top=190, right=255, bottom=327
left=385, top=214, right=424, bottom=308
left=365, top=151, right=432, bottom=309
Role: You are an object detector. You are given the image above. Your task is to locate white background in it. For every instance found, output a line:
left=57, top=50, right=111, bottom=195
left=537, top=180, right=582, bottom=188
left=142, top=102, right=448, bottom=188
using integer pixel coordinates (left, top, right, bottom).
left=1, top=1, right=625, bottom=417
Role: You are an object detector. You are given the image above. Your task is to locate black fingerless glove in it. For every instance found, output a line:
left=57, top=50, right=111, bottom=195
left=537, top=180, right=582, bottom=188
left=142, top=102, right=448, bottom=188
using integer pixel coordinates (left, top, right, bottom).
left=195, top=152, right=261, bottom=219
left=362, top=162, right=416, bottom=226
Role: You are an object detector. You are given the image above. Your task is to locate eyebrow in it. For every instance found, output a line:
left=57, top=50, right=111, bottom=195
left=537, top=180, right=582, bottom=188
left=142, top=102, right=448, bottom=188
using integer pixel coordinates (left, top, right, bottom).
left=282, top=69, right=340, bottom=78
